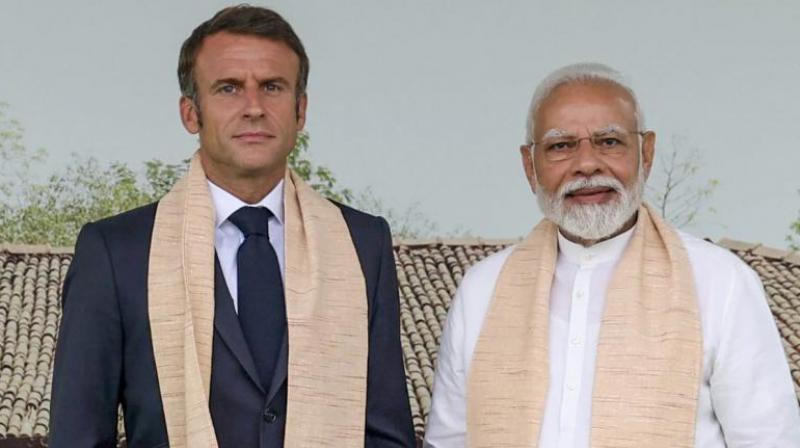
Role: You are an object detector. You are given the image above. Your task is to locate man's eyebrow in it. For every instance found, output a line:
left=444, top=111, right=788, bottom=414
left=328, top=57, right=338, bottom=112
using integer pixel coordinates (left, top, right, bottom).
left=593, top=124, right=626, bottom=135
left=259, top=76, right=291, bottom=85
left=541, top=128, right=573, bottom=139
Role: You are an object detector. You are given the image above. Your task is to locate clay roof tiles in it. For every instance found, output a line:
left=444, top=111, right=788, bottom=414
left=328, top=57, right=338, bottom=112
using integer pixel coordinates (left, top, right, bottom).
left=0, top=239, right=798, bottom=444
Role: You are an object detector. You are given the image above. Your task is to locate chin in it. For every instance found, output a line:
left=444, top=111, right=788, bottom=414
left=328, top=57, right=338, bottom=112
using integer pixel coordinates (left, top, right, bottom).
left=240, top=156, right=289, bottom=176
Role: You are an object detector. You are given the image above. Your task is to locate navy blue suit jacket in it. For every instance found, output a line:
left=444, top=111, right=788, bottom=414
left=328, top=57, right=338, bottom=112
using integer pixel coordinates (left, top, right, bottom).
left=49, top=201, right=415, bottom=448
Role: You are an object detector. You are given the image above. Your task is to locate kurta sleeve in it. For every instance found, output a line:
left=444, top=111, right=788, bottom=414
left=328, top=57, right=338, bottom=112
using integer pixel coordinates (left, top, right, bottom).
left=710, top=261, right=800, bottom=445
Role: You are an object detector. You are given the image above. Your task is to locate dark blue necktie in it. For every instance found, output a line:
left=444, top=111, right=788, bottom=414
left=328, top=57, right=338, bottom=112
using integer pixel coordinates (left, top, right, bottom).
left=228, top=206, right=286, bottom=390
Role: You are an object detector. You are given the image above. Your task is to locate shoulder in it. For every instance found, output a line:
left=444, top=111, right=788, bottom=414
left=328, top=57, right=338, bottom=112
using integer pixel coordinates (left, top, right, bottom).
left=677, top=231, right=758, bottom=282
left=328, top=202, right=392, bottom=285
left=460, top=246, right=515, bottom=291
left=67, top=202, right=159, bottom=289
left=89, top=202, right=159, bottom=240
left=331, top=200, right=388, bottom=233
left=330, top=201, right=390, bottom=253
left=677, top=231, right=769, bottom=335
left=452, top=245, right=515, bottom=320
left=441, top=246, right=516, bottom=370
left=74, top=202, right=159, bottom=260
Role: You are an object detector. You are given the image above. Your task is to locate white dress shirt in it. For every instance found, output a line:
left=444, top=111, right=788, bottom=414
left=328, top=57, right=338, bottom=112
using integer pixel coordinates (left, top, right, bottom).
left=424, top=226, right=800, bottom=447
left=208, top=179, right=285, bottom=313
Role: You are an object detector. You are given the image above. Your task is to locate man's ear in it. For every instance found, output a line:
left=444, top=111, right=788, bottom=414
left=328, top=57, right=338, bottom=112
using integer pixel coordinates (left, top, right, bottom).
left=641, top=131, right=656, bottom=179
left=520, top=145, right=537, bottom=194
left=179, top=96, right=201, bottom=134
left=296, top=93, right=308, bottom=129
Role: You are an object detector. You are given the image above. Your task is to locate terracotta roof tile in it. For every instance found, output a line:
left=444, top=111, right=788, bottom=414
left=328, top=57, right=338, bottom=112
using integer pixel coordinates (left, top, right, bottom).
left=715, top=238, right=760, bottom=252
left=1, top=238, right=799, bottom=443
left=0, top=251, right=69, bottom=440
left=394, top=241, right=510, bottom=436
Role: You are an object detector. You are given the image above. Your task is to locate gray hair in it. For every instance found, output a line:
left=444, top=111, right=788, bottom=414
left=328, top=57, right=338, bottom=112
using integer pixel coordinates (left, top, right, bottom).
left=525, top=62, right=644, bottom=144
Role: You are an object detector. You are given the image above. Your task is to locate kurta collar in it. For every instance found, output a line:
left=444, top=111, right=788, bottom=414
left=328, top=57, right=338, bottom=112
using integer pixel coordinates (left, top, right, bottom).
left=557, top=223, right=635, bottom=265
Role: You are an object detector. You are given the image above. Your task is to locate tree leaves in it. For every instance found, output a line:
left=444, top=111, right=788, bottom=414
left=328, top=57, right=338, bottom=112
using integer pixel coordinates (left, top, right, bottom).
left=0, top=108, right=354, bottom=246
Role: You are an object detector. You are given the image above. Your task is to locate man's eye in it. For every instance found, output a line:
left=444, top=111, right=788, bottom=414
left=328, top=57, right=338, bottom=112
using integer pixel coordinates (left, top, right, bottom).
left=597, top=137, right=622, bottom=147
left=548, top=141, right=575, bottom=151
left=264, top=82, right=283, bottom=93
left=217, top=84, right=238, bottom=94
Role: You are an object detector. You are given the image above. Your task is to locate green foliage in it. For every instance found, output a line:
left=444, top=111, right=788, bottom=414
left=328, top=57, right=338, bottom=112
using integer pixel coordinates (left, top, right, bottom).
left=789, top=221, right=800, bottom=251
left=0, top=105, right=355, bottom=246
left=788, top=191, right=800, bottom=251
left=0, top=150, right=188, bottom=246
left=288, top=131, right=353, bottom=204
left=0, top=103, right=46, bottom=200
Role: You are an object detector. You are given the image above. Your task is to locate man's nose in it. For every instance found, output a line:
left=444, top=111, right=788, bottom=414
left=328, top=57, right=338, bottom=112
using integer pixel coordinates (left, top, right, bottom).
left=570, top=138, right=603, bottom=176
left=242, top=89, right=265, bottom=119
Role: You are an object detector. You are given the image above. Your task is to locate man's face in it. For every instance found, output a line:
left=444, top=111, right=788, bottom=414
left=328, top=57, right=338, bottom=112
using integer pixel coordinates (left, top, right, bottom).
left=520, top=81, right=655, bottom=241
left=179, top=32, right=307, bottom=185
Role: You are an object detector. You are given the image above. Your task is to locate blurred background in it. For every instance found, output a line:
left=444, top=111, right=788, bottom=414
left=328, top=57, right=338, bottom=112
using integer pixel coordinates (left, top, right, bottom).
left=1, top=0, right=799, bottom=248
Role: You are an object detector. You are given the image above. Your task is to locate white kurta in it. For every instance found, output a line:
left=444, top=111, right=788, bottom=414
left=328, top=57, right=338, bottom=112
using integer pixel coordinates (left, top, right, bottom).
left=424, top=226, right=800, bottom=447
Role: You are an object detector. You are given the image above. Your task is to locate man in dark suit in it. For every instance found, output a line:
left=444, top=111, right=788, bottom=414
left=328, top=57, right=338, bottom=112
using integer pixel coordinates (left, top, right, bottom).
left=49, top=5, right=415, bottom=447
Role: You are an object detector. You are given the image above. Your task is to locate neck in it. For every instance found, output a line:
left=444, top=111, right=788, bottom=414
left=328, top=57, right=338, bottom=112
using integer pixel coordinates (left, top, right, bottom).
left=560, top=211, right=638, bottom=248
left=201, top=156, right=285, bottom=204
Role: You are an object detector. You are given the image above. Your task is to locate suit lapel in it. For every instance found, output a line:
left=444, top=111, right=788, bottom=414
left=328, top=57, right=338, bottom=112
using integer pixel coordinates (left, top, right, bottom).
left=213, top=256, right=265, bottom=394
left=266, top=330, right=288, bottom=404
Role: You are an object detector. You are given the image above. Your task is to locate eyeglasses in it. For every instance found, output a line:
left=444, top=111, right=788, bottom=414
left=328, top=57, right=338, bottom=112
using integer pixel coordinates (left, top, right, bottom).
left=528, top=129, right=648, bottom=162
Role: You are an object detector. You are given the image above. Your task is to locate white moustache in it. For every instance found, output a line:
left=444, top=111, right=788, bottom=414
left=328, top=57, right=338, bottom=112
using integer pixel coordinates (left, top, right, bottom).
left=559, top=176, right=624, bottom=199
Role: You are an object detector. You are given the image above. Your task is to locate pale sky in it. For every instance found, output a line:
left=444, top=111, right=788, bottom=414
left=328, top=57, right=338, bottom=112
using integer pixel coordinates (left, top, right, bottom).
left=2, top=1, right=799, bottom=248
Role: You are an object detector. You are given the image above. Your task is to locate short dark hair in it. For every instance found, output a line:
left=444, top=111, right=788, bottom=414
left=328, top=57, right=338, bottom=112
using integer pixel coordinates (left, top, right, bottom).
left=177, top=4, right=309, bottom=102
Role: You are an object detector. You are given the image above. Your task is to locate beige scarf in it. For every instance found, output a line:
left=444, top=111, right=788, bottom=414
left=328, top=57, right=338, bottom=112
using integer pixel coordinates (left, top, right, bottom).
left=467, top=204, right=703, bottom=448
left=147, top=153, right=368, bottom=447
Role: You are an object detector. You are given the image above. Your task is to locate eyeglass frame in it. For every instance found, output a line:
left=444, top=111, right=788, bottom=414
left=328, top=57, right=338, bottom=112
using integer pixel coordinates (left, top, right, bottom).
left=523, top=128, right=651, bottom=162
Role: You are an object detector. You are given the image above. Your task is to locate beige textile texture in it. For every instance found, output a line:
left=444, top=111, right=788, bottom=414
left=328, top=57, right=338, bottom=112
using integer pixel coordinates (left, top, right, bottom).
left=148, top=154, right=217, bottom=448
left=467, top=205, right=702, bottom=448
left=282, top=169, right=368, bottom=447
left=147, top=154, right=368, bottom=448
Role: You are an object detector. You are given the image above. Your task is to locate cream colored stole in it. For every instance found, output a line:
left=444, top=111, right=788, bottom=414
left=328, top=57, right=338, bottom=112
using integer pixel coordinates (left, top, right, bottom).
left=467, top=205, right=702, bottom=448
left=147, top=153, right=368, bottom=448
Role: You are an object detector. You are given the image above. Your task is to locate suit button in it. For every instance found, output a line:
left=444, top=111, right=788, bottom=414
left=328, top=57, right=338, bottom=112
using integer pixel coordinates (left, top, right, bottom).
left=263, top=408, right=278, bottom=423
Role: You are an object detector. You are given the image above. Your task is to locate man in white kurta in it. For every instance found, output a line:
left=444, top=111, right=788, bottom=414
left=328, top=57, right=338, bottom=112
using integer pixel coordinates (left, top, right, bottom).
left=424, top=63, right=800, bottom=447
left=426, top=227, right=800, bottom=447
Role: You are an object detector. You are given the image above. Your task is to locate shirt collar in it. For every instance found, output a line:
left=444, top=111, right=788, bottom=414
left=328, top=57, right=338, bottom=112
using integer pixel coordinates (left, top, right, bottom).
left=557, top=224, right=636, bottom=265
left=207, top=179, right=285, bottom=229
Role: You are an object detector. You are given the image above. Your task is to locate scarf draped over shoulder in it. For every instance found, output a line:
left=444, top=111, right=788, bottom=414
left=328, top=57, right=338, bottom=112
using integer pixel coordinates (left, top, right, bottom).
left=147, top=153, right=369, bottom=447
left=467, top=205, right=702, bottom=448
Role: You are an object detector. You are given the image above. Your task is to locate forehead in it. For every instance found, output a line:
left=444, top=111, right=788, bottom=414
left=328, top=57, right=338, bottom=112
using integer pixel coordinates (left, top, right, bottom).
left=193, top=32, right=300, bottom=83
left=534, top=81, right=638, bottom=136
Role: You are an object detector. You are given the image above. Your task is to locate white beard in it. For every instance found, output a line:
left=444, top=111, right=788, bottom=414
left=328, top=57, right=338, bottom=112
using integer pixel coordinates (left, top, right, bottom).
left=536, top=160, right=645, bottom=241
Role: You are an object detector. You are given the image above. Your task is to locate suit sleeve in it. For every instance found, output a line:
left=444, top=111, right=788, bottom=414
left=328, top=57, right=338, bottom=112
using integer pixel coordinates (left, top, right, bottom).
left=49, top=223, right=123, bottom=447
left=364, top=217, right=417, bottom=448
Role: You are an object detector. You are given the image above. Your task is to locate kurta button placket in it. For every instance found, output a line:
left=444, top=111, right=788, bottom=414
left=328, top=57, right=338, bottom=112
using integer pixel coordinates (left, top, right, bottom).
left=558, top=256, right=593, bottom=448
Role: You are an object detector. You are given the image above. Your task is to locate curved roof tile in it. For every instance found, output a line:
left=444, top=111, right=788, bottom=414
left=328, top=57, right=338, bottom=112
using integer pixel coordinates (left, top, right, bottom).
left=0, top=239, right=798, bottom=443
